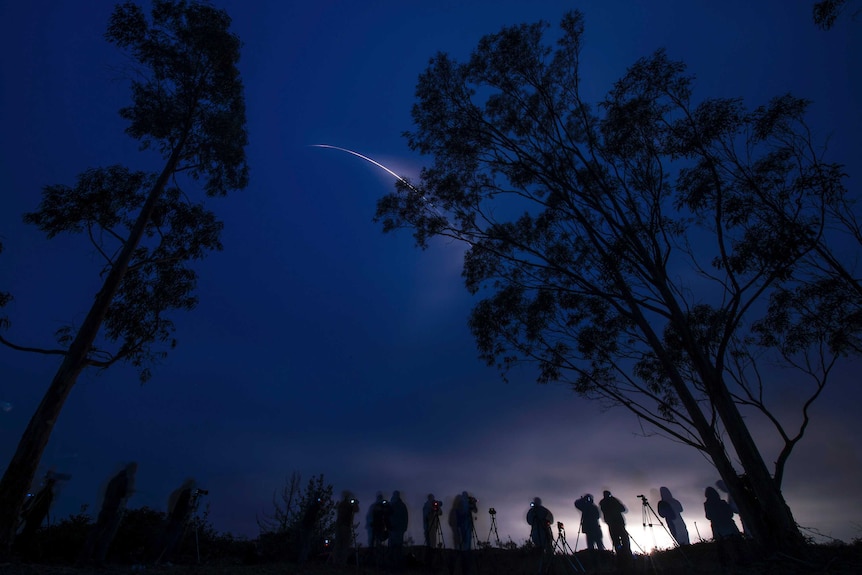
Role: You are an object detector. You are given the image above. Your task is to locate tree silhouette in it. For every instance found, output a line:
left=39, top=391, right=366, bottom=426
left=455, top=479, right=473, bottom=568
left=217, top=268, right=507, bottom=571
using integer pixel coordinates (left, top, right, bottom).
left=813, top=0, right=859, bottom=29
left=376, top=11, right=858, bottom=555
left=0, top=0, right=248, bottom=554
left=257, top=473, right=335, bottom=562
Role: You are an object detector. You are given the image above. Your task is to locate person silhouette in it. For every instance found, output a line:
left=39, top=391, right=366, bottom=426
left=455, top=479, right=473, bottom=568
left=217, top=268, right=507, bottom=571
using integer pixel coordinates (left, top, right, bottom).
left=600, top=490, right=631, bottom=558
left=574, top=494, right=604, bottom=551
left=333, top=491, right=359, bottom=565
left=366, top=492, right=387, bottom=548
left=657, top=486, right=689, bottom=545
left=368, top=491, right=391, bottom=567
left=450, top=492, right=477, bottom=575
left=716, top=478, right=750, bottom=535
left=704, top=486, right=739, bottom=539
left=704, top=486, right=741, bottom=569
left=157, top=477, right=196, bottom=564
left=15, top=471, right=61, bottom=553
left=526, top=497, right=554, bottom=555
left=298, top=495, right=323, bottom=563
left=452, top=491, right=476, bottom=551
left=79, top=462, right=137, bottom=566
left=388, top=490, right=409, bottom=568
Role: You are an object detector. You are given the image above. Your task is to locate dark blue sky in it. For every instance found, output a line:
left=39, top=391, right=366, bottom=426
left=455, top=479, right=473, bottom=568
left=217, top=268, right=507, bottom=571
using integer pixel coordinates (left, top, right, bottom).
left=2, top=0, right=861, bottom=549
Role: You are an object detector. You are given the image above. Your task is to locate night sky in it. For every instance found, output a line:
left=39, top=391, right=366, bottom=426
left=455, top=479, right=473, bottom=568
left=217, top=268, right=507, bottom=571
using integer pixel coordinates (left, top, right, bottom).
left=2, top=0, right=861, bottom=551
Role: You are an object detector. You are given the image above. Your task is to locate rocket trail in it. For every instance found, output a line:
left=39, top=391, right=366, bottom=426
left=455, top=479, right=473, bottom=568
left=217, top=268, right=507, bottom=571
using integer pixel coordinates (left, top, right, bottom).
left=311, top=144, right=472, bottom=247
left=311, top=144, right=413, bottom=188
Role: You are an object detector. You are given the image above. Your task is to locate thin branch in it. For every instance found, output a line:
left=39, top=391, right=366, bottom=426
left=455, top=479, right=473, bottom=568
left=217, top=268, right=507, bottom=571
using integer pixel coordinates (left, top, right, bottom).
left=0, top=334, right=68, bottom=357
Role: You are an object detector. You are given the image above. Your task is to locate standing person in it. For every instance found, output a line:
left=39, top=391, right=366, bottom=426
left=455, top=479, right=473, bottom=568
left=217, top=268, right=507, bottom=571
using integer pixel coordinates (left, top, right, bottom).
left=15, top=472, right=61, bottom=553
left=716, top=478, right=750, bottom=535
left=298, top=496, right=323, bottom=563
left=388, top=490, right=408, bottom=569
left=156, top=478, right=196, bottom=564
left=423, top=493, right=442, bottom=549
left=454, top=491, right=476, bottom=551
left=368, top=492, right=391, bottom=567
left=333, top=491, right=359, bottom=565
left=79, top=462, right=137, bottom=566
left=600, top=490, right=631, bottom=558
left=526, top=497, right=554, bottom=555
left=451, top=492, right=477, bottom=575
left=366, top=492, right=384, bottom=548
left=657, top=486, right=690, bottom=546
left=704, top=486, right=741, bottom=569
left=574, top=494, right=604, bottom=551
left=704, top=487, right=739, bottom=539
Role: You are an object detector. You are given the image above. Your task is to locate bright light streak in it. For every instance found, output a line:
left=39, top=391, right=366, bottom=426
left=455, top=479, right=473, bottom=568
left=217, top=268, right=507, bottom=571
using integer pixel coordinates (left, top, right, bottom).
left=312, top=143, right=474, bottom=248
left=310, top=144, right=411, bottom=187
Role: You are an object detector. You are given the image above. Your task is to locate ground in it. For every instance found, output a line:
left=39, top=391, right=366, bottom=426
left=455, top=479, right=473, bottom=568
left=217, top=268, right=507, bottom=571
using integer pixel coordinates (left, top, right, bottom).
left=3, top=541, right=862, bottom=574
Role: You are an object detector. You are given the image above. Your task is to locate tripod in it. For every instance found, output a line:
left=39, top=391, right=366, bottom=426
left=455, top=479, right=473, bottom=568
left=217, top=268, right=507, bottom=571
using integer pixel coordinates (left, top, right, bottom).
left=638, top=494, right=676, bottom=548
left=638, top=495, right=692, bottom=568
left=469, top=511, right=481, bottom=550
left=425, top=510, right=445, bottom=549
left=425, top=505, right=446, bottom=568
left=157, top=487, right=207, bottom=565
left=186, top=489, right=208, bottom=564
left=552, top=522, right=586, bottom=573
left=487, top=509, right=501, bottom=548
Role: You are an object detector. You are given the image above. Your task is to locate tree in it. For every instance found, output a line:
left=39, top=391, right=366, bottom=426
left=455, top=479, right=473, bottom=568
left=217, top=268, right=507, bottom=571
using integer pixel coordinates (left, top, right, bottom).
left=375, top=11, right=858, bottom=555
left=813, top=0, right=859, bottom=29
left=0, top=0, right=248, bottom=554
left=257, top=473, right=335, bottom=562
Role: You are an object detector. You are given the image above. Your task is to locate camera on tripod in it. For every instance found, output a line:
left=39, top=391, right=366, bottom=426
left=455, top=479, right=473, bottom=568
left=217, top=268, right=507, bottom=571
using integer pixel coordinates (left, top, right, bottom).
left=637, top=494, right=647, bottom=502
left=557, top=521, right=564, bottom=529
left=432, top=499, right=442, bottom=510
left=489, top=507, right=496, bottom=515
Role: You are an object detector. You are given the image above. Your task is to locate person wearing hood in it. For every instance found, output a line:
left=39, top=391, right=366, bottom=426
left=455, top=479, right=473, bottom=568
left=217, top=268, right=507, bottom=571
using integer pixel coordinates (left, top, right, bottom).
left=526, top=497, right=554, bottom=554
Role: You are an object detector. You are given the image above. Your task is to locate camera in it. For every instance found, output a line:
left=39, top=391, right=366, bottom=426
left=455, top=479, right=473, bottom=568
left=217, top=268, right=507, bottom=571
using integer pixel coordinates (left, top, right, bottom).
left=350, top=498, right=357, bottom=505
left=489, top=508, right=496, bottom=515
left=468, top=496, right=477, bottom=505
left=530, top=501, right=535, bottom=507
left=637, top=494, right=647, bottom=501
left=432, top=500, right=442, bottom=510
left=557, top=521, right=564, bottom=529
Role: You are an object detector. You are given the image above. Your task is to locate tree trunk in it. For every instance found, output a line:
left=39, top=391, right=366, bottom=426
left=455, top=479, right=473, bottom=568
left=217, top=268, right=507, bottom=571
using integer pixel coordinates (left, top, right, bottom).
left=0, top=142, right=186, bottom=556
left=650, top=274, right=807, bottom=555
left=706, top=371, right=806, bottom=553
left=627, top=287, right=792, bottom=554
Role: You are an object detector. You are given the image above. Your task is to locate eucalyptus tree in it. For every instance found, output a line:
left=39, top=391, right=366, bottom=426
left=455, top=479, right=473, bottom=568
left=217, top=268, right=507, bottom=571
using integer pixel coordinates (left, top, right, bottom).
left=376, top=11, right=858, bottom=554
left=813, top=0, right=858, bottom=29
left=0, top=0, right=248, bottom=552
